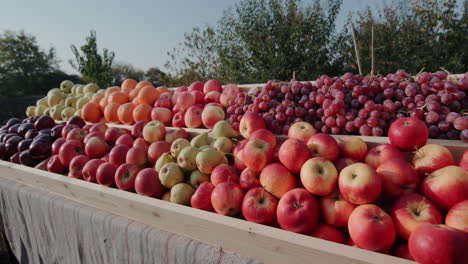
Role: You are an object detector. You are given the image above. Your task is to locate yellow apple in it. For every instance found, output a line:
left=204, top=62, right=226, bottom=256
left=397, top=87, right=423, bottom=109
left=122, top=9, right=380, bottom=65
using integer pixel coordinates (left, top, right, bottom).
left=84, top=83, right=99, bottom=94
left=76, top=97, right=90, bottom=109
left=50, top=105, right=64, bottom=120
left=26, top=106, right=36, bottom=117
left=61, top=107, right=76, bottom=121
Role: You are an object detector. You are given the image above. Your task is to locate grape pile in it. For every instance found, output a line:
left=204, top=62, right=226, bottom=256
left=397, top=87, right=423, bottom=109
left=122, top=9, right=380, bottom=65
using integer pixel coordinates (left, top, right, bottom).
left=226, top=70, right=468, bottom=141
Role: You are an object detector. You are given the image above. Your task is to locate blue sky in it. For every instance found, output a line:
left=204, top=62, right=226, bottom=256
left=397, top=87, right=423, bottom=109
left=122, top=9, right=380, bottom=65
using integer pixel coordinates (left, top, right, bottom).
left=0, top=0, right=461, bottom=75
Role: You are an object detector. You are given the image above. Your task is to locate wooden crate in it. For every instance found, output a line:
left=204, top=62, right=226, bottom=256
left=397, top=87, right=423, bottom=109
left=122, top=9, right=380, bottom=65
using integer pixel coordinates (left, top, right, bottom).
left=0, top=127, right=466, bottom=264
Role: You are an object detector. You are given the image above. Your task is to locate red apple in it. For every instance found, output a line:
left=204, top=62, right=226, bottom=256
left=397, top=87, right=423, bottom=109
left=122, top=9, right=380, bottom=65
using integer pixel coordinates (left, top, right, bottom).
left=147, top=141, right=171, bottom=164
left=83, top=131, right=105, bottom=144
left=47, top=154, right=66, bottom=174
left=459, top=150, right=468, bottom=171
left=260, top=163, right=296, bottom=199
left=114, top=163, right=141, bottom=191
left=242, top=187, right=278, bottom=225
left=203, top=79, right=222, bottom=93
left=190, top=182, right=215, bottom=211
left=233, top=139, right=247, bottom=171
left=348, top=204, right=395, bottom=252
left=115, top=134, right=134, bottom=148
left=171, top=111, right=185, bottom=127
left=105, top=127, right=128, bottom=145
left=242, top=139, right=273, bottom=172
left=421, top=165, right=468, bottom=210
left=135, top=168, right=165, bottom=198
left=250, top=129, right=276, bottom=148
left=142, top=120, right=166, bottom=143
left=409, top=224, right=468, bottom=264
left=151, top=107, right=172, bottom=125
left=126, top=146, right=148, bottom=168
left=89, top=123, right=108, bottom=134
left=412, top=144, right=455, bottom=177
left=85, top=136, right=110, bottom=158
left=82, top=159, right=105, bottom=182
left=338, top=163, right=382, bottom=205
left=239, top=112, right=266, bottom=139
left=211, top=164, right=238, bottom=185
left=164, top=128, right=188, bottom=144
left=67, top=115, right=85, bottom=128
left=211, top=182, right=244, bottom=216
left=190, top=90, right=204, bottom=105
left=109, top=145, right=130, bottom=166
left=320, top=190, right=356, bottom=228
left=82, top=124, right=92, bottom=132
left=389, top=117, right=428, bottom=151
left=279, top=138, right=312, bottom=173
left=391, top=193, right=443, bottom=239
left=276, top=188, right=320, bottom=234
left=338, top=136, right=368, bottom=161
left=377, top=159, right=420, bottom=199
left=205, top=102, right=223, bottom=109
left=69, top=155, right=90, bottom=179
left=288, top=122, right=316, bottom=142
left=154, top=97, right=172, bottom=109
left=62, top=124, right=80, bottom=139
left=131, top=120, right=147, bottom=138
left=392, top=243, right=414, bottom=261
left=176, top=91, right=195, bottom=110
left=364, top=143, right=405, bottom=169
left=184, top=105, right=203, bottom=128
left=203, top=91, right=221, bottom=104
left=201, top=106, right=224, bottom=129
left=96, top=162, right=117, bottom=186
left=189, top=81, right=204, bottom=92
left=51, top=138, right=65, bottom=155
left=306, top=133, right=339, bottom=162
left=333, top=157, right=358, bottom=173
left=300, top=157, right=338, bottom=196
left=133, top=137, right=149, bottom=152
left=59, top=140, right=84, bottom=167
left=445, top=200, right=468, bottom=232
left=239, top=168, right=261, bottom=190
left=310, top=223, right=345, bottom=244
left=66, top=128, right=87, bottom=142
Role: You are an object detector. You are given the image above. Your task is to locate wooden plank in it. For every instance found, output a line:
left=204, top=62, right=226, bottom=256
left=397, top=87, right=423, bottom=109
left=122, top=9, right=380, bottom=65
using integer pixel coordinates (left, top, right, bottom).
left=0, top=160, right=414, bottom=264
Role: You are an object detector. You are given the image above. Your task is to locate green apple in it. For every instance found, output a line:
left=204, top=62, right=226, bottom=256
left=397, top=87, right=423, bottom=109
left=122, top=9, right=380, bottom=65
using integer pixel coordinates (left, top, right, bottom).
left=26, top=106, right=36, bottom=117
left=47, top=88, right=63, bottom=97
left=35, top=105, right=47, bottom=116
left=61, top=107, right=76, bottom=121
left=76, top=97, right=90, bottom=109
left=36, top=97, right=48, bottom=106
left=76, top=85, right=85, bottom=95
left=65, top=96, right=78, bottom=108
left=50, top=105, right=64, bottom=120
left=60, top=80, right=74, bottom=93
left=84, top=83, right=99, bottom=94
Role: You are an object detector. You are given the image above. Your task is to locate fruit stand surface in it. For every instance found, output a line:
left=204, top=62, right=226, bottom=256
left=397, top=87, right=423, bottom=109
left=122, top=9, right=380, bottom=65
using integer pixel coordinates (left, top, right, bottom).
left=0, top=177, right=261, bottom=264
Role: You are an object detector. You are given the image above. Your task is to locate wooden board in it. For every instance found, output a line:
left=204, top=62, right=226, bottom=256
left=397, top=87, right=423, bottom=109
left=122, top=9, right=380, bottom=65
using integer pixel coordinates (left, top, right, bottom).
left=0, top=160, right=414, bottom=264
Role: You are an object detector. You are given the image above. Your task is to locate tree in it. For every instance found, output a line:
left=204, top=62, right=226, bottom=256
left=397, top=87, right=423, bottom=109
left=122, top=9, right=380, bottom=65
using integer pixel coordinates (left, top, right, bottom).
left=110, top=62, right=144, bottom=86
left=69, top=30, right=115, bottom=88
left=145, top=67, right=167, bottom=87
left=0, top=30, right=59, bottom=96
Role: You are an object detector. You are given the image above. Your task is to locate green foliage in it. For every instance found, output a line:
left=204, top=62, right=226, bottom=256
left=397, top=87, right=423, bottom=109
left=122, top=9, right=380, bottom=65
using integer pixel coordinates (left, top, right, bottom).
left=145, top=67, right=167, bottom=87
left=69, top=30, right=115, bottom=88
left=111, top=63, right=144, bottom=86
left=0, top=30, right=78, bottom=96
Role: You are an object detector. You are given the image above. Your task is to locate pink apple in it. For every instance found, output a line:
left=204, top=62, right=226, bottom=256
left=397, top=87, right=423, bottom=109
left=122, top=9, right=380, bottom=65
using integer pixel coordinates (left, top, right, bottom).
left=242, top=187, right=278, bottom=225
left=190, top=90, right=204, bottom=105
left=184, top=105, right=203, bottom=128
left=205, top=102, right=223, bottom=109
left=288, top=122, right=316, bottom=142
left=239, top=112, right=266, bottom=139
left=176, top=91, right=195, bottom=110
left=114, top=163, right=141, bottom=191
left=201, top=106, right=225, bottom=129
left=154, top=97, right=172, bottom=109
left=66, top=128, right=87, bottom=142
left=249, top=129, right=276, bottom=148
left=151, top=107, right=172, bottom=125
left=276, top=188, right=320, bottom=234
left=391, top=193, right=443, bottom=239
left=306, top=133, right=339, bottom=162
left=175, top=86, right=188, bottom=93
left=147, top=141, right=171, bottom=164
left=61, top=124, right=79, bottom=139
left=190, top=182, right=215, bottom=211
left=133, top=137, right=149, bottom=152
left=279, top=138, right=312, bottom=173
left=389, top=117, right=428, bottom=151
left=333, top=157, right=358, bottom=173
left=338, top=136, right=368, bottom=161
left=364, top=143, right=405, bottom=169
left=409, top=224, right=468, bottom=264
left=59, top=140, right=84, bottom=167
left=203, top=91, right=221, bottom=104
left=83, top=131, right=105, bottom=144
left=211, top=164, right=238, bottom=186
left=239, top=168, right=261, bottom=190
left=459, top=150, right=468, bottom=171
left=377, top=159, right=420, bottom=199
left=203, top=79, right=222, bottom=93
left=131, top=120, right=147, bottom=138
left=85, top=136, right=110, bottom=158
left=164, top=128, right=188, bottom=144
left=320, top=190, right=356, bottom=228
left=310, top=223, right=345, bottom=244
left=135, top=168, right=165, bottom=198
left=82, top=159, right=105, bottom=182
left=421, top=165, right=468, bottom=210
left=142, top=120, right=166, bottom=143
left=242, top=139, right=273, bottom=172
left=348, top=204, right=395, bottom=252
left=260, top=163, right=296, bottom=199
left=188, top=81, right=204, bottom=92
left=115, top=134, right=134, bottom=148
left=171, top=111, right=185, bottom=127
left=300, top=157, right=338, bottom=196
left=233, top=139, right=247, bottom=171
left=126, top=146, right=148, bottom=168
left=412, top=144, right=455, bottom=177
left=96, top=162, right=117, bottom=186
left=69, top=155, right=90, bottom=179
left=338, top=163, right=382, bottom=204
left=211, top=182, right=244, bottom=216
left=109, top=145, right=130, bottom=166
left=445, top=200, right=468, bottom=232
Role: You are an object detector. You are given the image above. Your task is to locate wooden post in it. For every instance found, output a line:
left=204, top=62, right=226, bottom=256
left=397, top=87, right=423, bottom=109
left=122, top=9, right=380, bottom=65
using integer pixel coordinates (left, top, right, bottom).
left=351, top=22, right=363, bottom=76
left=371, top=24, right=375, bottom=76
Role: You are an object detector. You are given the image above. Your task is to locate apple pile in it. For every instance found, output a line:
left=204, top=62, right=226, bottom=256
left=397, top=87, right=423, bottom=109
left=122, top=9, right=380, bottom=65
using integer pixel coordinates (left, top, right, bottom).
left=26, top=80, right=102, bottom=121
left=0, top=115, right=65, bottom=166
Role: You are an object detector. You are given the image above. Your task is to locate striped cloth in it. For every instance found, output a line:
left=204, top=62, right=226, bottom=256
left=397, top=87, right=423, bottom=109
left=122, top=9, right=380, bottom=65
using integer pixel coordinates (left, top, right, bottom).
left=0, top=178, right=262, bottom=264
